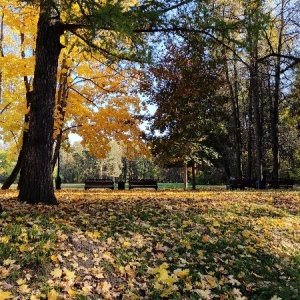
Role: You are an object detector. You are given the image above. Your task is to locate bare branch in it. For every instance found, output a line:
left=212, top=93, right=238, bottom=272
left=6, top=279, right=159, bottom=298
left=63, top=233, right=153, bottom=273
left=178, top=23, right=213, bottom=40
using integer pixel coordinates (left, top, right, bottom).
left=0, top=102, right=11, bottom=115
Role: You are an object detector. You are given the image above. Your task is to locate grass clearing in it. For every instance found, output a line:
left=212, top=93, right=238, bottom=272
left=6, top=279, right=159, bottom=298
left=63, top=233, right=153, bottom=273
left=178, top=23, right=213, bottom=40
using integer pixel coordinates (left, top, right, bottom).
left=0, top=189, right=299, bottom=299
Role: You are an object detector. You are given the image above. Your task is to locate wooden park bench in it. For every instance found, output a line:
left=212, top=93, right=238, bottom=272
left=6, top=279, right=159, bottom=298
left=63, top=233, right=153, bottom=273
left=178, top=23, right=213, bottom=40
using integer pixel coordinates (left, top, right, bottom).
left=129, top=179, right=158, bottom=190
left=84, top=178, right=114, bottom=190
left=228, top=178, right=256, bottom=190
left=266, top=178, right=294, bottom=189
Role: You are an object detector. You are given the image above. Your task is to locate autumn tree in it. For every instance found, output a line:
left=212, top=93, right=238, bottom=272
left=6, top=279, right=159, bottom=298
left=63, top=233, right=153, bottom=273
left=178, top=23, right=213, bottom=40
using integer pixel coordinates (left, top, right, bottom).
left=142, top=37, right=228, bottom=183
left=0, top=2, right=37, bottom=190
left=15, top=0, right=190, bottom=204
left=204, top=0, right=300, bottom=182
left=261, top=0, right=300, bottom=179
left=0, top=3, right=148, bottom=190
left=51, top=42, right=149, bottom=176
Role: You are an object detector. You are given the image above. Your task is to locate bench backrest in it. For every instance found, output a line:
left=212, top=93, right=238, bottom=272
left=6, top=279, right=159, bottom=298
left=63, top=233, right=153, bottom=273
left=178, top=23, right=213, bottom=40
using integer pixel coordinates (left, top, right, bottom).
left=267, top=179, right=293, bottom=185
left=229, top=179, right=255, bottom=186
left=85, top=179, right=113, bottom=182
left=130, top=179, right=156, bottom=182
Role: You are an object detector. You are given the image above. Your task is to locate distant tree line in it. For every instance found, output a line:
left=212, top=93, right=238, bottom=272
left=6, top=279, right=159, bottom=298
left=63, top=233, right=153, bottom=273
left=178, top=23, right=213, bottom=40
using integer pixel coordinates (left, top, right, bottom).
left=57, top=142, right=186, bottom=183
left=2, top=140, right=299, bottom=186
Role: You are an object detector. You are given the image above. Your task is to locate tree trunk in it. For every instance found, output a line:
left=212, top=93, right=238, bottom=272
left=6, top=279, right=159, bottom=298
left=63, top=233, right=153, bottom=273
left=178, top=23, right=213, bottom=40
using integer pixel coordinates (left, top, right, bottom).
left=271, top=3, right=284, bottom=180
left=250, top=60, right=263, bottom=185
left=247, top=87, right=253, bottom=179
left=225, top=57, right=243, bottom=178
left=18, top=7, right=63, bottom=204
left=183, top=161, right=188, bottom=191
left=191, top=161, right=196, bottom=190
left=270, top=62, right=280, bottom=179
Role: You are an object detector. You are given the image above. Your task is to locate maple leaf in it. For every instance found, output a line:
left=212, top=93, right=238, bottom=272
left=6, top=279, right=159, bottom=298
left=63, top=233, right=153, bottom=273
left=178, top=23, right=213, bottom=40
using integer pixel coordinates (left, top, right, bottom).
left=0, top=268, right=10, bottom=279
left=86, top=231, right=101, bottom=239
left=63, top=251, right=72, bottom=257
left=122, top=240, right=131, bottom=248
left=195, top=289, right=212, bottom=300
left=18, top=284, right=31, bottom=294
left=3, top=259, right=15, bottom=266
left=202, top=235, right=211, bottom=243
left=67, top=288, right=77, bottom=298
left=213, top=220, right=220, bottom=227
left=152, top=263, right=177, bottom=286
left=51, top=268, right=63, bottom=279
left=47, top=289, right=59, bottom=300
left=19, top=244, right=32, bottom=252
left=228, top=275, right=241, bottom=286
left=0, top=236, right=10, bottom=243
left=96, top=281, right=112, bottom=299
left=82, top=286, right=92, bottom=295
left=50, top=254, right=59, bottom=263
left=63, top=268, right=76, bottom=281
left=160, top=285, right=178, bottom=297
left=152, top=262, right=169, bottom=275
left=102, top=252, right=114, bottom=262
left=231, top=288, right=245, bottom=298
left=157, top=269, right=170, bottom=281
left=16, top=278, right=26, bottom=285
left=90, top=267, right=105, bottom=279
left=173, top=268, right=190, bottom=278
left=0, top=290, right=14, bottom=300
left=242, top=230, right=251, bottom=238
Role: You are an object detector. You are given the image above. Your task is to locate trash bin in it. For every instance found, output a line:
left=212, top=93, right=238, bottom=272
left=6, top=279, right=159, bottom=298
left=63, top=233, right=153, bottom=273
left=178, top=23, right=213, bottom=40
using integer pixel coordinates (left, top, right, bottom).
left=55, top=176, right=62, bottom=190
left=118, top=181, right=125, bottom=190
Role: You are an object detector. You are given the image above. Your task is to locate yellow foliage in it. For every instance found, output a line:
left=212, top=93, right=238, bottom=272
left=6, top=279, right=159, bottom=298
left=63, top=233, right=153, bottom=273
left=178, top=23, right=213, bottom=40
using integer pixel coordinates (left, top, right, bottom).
left=0, top=291, right=14, bottom=300
left=1, top=1, right=149, bottom=162
left=47, top=289, right=59, bottom=300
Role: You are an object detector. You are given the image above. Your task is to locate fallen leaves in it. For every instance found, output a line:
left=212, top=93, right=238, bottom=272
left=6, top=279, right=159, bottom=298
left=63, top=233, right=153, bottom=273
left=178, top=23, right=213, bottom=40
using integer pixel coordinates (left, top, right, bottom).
left=0, top=188, right=299, bottom=299
left=0, top=290, right=13, bottom=300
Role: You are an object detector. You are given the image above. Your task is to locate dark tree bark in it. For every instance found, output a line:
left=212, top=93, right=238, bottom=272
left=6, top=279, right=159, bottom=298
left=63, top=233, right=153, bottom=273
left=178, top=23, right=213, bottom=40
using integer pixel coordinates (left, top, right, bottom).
left=271, top=60, right=280, bottom=179
left=225, top=57, right=243, bottom=178
left=250, top=62, right=263, bottom=183
left=191, top=160, right=196, bottom=190
left=18, top=6, right=63, bottom=204
left=247, top=91, right=253, bottom=179
left=270, top=4, right=284, bottom=180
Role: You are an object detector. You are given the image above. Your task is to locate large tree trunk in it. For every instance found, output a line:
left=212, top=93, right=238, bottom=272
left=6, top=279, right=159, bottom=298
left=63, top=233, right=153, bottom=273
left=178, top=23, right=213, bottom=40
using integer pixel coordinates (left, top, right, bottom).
left=271, top=61, right=280, bottom=179
left=18, top=6, right=63, bottom=204
left=270, top=4, right=284, bottom=180
left=225, top=57, right=243, bottom=178
left=250, top=60, right=263, bottom=185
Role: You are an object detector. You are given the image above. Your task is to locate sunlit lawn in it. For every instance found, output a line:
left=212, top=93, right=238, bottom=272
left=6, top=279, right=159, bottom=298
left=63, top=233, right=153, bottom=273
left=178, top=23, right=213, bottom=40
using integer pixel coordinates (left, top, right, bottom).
left=0, top=189, right=299, bottom=299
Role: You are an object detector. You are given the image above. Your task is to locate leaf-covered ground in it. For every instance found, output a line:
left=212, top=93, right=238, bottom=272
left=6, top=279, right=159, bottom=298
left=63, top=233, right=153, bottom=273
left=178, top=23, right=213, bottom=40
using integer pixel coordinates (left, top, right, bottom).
left=0, top=189, right=299, bottom=300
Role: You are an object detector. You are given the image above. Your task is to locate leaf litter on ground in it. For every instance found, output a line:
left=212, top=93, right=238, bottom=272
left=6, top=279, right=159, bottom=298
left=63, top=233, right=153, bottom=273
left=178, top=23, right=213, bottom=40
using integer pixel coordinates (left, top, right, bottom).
left=0, top=188, right=299, bottom=299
